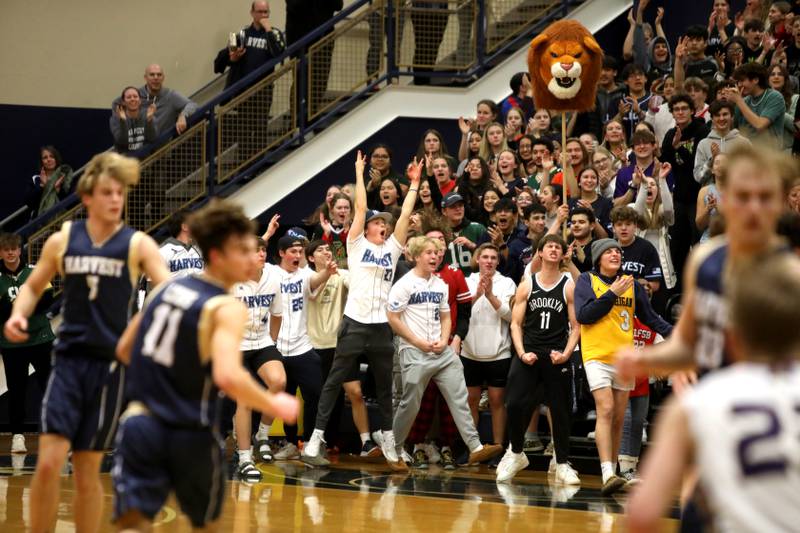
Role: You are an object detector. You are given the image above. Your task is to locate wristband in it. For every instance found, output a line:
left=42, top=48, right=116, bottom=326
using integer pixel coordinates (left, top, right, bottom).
left=409, top=188, right=418, bottom=193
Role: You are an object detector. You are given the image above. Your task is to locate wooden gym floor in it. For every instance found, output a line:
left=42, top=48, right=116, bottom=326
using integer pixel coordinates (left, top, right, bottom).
left=0, top=434, right=679, bottom=532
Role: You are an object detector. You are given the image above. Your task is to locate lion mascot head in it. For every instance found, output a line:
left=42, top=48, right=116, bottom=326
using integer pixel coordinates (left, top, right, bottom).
left=527, top=20, right=603, bottom=112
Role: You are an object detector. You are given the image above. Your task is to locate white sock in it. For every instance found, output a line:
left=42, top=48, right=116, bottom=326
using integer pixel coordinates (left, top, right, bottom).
left=311, top=428, right=325, bottom=442
left=525, top=430, right=538, bottom=440
left=413, top=443, right=424, bottom=452
left=470, top=444, right=484, bottom=453
left=619, top=455, right=638, bottom=473
left=238, top=449, right=253, bottom=463
left=441, top=446, right=450, bottom=452
left=601, top=461, right=614, bottom=483
left=360, top=432, right=370, bottom=445
left=256, top=422, right=271, bottom=441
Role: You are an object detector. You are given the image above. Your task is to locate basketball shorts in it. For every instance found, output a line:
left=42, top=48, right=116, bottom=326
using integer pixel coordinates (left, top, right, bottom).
left=460, top=356, right=511, bottom=388
left=41, top=353, right=125, bottom=451
left=243, top=345, right=283, bottom=379
left=584, top=360, right=634, bottom=392
left=112, top=410, right=225, bottom=528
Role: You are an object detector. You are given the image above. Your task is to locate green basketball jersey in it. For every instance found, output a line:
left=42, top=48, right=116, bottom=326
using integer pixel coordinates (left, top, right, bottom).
left=0, top=265, right=56, bottom=348
left=446, top=221, right=486, bottom=276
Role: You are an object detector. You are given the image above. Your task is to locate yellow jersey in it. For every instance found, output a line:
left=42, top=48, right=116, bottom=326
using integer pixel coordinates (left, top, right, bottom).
left=580, top=273, right=635, bottom=364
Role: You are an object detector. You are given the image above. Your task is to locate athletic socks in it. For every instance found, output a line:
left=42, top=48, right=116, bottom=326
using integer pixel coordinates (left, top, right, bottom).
left=524, top=430, right=538, bottom=440
left=619, top=454, right=638, bottom=473
left=601, top=461, right=614, bottom=483
left=360, top=432, right=370, bottom=445
left=238, top=448, right=254, bottom=464
left=256, top=422, right=271, bottom=442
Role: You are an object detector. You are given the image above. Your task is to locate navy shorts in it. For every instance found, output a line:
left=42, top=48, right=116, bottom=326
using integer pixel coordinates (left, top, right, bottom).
left=41, top=354, right=126, bottom=451
left=460, top=356, right=511, bottom=388
left=112, top=412, right=225, bottom=528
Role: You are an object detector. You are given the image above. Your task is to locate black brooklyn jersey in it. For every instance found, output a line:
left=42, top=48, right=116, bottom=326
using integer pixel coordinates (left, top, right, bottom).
left=522, top=272, right=570, bottom=351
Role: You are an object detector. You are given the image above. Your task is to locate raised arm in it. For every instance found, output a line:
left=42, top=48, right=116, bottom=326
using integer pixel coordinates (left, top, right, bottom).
left=349, top=151, right=368, bottom=242
left=391, top=158, right=423, bottom=245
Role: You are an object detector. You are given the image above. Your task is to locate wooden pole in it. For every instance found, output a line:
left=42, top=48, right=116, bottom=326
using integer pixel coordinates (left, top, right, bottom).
left=561, top=111, right=568, bottom=241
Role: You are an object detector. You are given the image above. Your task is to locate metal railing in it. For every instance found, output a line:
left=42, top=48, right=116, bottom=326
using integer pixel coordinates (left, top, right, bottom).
left=16, top=0, right=577, bottom=268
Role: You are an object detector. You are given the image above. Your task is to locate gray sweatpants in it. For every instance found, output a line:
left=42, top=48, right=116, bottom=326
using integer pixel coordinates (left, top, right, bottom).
left=392, top=346, right=481, bottom=452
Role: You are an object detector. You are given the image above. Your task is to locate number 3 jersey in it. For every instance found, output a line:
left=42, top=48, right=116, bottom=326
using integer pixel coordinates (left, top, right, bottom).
left=683, top=363, right=800, bottom=533
left=57, top=220, right=142, bottom=359
left=128, top=274, right=232, bottom=429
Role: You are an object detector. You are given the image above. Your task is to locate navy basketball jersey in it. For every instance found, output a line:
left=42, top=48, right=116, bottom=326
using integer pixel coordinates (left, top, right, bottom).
left=693, top=238, right=729, bottom=374
left=127, top=275, right=233, bottom=429
left=522, top=272, right=571, bottom=350
left=56, top=220, right=142, bottom=358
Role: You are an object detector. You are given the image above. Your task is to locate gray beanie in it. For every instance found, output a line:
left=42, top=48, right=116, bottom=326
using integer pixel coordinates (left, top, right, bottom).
left=591, top=238, right=621, bottom=268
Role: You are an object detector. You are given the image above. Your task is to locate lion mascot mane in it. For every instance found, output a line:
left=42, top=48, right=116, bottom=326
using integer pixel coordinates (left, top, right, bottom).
left=527, top=20, right=603, bottom=112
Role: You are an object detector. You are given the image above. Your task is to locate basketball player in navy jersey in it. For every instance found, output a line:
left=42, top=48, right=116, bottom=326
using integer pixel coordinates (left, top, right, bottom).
left=303, top=152, right=423, bottom=469
left=615, top=144, right=789, bottom=526
left=3, top=152, right=170, bottom=533
left=112, top=200, right=299, bottom=531
left=616, top=143, right=789, bottom=380
left=627, top=254, right=800, bottom=533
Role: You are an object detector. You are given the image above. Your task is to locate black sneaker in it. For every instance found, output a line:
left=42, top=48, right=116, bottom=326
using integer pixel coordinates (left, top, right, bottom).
left=360, top=439, right=383, bottom=458
left=255, top=439, right=274, bottom=463
left=441, top=448, right=456, bottom=470
left=411, top=449, right=429, bottom=469
left=238, top=460, right=262, bottom=482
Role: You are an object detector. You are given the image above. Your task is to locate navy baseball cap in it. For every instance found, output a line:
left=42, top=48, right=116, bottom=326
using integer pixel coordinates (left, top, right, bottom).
left=285, top=227, right=308, bottom=240
left=365, top=210, right=392, bottom=223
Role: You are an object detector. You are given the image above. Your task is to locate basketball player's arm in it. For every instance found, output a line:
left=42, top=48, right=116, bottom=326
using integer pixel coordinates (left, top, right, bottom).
left=392, top=159, right=423, bottom=245
left=626, top=397, right=693, bottom=533
left=509, top=281, right=532, bottom=358
left=3, top=231, right=62, bottom=342
left=617, top=253, right=699, bottom=379
left=139, top=234, right=170, bottom=288
left=349, top=151, right=368, bottom=242
left=116, top=312, right=143, bottom=365
left=211, top=302, right=299, bottom=421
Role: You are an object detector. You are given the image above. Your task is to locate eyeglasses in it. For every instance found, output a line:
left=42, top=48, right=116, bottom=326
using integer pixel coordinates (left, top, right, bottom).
left=672, top=106, right=691, bottom=113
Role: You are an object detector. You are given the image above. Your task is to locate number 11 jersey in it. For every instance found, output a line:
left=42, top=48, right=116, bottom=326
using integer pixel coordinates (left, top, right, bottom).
left=522, top=272, right=571, bottom=352
left=128, top=275, right=233, bottom=429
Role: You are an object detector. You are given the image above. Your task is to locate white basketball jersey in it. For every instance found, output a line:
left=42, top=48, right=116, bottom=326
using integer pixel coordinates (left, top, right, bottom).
left=683, top=362, right=800, bottom=533
left=276, top=267, right=316, bottom=357
left=233, top=264, right=283, bottom=351
left=159, top=238, right=204, bottom=279
left=343, top=233, right=402, bottom=324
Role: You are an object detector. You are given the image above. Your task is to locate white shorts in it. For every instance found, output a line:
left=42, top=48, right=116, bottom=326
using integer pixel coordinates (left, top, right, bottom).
left=584, top=360, right=633, bottom=392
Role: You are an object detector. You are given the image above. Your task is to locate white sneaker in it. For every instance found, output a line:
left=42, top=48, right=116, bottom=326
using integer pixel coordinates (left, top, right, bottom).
left=495, top=447, right=529, bottom=483
left=400, top=448, right=413, bottom=464
left=555, top=463, right=581, bottom=485
left=301, top=433, right=330, bottom=466
left=587, top=431, right=596, bottom=440
left=380, top=431, right=400, bottom=463
left=11, top=434, right=26, bottom=454
left=274, top=442, right=300, bottom=460
left=372, top=431, right=384, bottom=448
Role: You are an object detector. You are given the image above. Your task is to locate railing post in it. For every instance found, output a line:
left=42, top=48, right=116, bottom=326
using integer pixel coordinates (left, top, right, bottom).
left=475, top=0, right=486, bottom=76
left=386, top=0, right=397, bottom=82
left=298, top=53, right=308, bottom=144
left=206, top=110, right=217, bottom=196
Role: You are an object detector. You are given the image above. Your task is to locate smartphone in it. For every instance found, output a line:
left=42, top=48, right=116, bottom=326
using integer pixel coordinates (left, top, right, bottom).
left=228, top=32, right=238, bottom=51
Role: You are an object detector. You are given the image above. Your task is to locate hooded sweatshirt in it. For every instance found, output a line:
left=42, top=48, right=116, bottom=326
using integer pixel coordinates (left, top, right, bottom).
left=636, top=34, right=673, bottom=83
left=693, top=129, right=751, bottom=184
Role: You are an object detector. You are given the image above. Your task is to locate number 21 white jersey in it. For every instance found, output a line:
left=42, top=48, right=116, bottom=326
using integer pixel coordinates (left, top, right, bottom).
left=683, top=362, right=800, bottom=533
